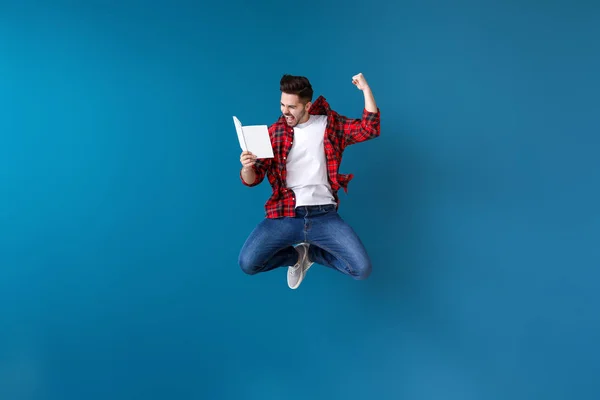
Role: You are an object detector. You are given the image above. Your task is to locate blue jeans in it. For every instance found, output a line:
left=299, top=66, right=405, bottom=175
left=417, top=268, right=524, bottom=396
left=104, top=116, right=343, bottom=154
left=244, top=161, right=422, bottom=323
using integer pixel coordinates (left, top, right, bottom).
left=238, top=204, right=372, bottom=280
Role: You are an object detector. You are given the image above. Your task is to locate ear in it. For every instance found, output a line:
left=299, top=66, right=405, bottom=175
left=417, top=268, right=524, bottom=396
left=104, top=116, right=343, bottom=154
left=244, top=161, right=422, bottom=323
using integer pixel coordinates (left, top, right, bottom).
left=305, top=101, right=312, bottom=112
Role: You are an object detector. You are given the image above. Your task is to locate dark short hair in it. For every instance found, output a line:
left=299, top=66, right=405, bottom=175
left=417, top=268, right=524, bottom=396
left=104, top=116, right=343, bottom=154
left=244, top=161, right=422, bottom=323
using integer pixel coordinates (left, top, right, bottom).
left=280, top=74, right=313, bottom=103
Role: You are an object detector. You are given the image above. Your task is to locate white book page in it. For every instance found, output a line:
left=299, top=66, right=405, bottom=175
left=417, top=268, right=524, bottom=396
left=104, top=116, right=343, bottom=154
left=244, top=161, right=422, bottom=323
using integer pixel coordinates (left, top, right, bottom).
left=242, top=125, right=274, bottom=158
left=232, top=116, right=274, bottom=158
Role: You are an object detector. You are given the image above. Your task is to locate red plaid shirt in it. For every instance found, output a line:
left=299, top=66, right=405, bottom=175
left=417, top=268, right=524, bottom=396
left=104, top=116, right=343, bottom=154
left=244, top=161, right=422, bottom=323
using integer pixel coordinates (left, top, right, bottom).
left=241, top=95, right=381, bottom=218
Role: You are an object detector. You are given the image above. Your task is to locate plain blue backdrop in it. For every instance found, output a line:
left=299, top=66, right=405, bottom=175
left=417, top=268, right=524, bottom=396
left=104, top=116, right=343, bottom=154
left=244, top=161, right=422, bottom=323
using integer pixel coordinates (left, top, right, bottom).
left=1, top=1, right=599, bottom=399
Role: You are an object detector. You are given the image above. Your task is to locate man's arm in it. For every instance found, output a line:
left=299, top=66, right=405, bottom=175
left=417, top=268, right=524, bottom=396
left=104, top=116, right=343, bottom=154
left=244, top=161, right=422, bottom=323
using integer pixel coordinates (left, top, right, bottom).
left=340, top=73, right=381, bottom=146
left=240, top=151, right=269, bottom=187
left=354, top=73, right=378, bottom=113
left=241, top=165, right=256, bottom=185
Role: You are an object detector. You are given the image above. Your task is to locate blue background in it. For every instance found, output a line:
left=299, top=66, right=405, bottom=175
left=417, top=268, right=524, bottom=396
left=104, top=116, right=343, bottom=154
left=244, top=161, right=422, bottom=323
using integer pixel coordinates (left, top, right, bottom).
left=1, top=1, right=599, bottom=399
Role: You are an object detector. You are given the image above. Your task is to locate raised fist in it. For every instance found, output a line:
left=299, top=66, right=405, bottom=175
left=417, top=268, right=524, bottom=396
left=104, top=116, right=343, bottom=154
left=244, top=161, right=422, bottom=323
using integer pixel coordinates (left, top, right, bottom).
left=351, top=73, right=370, bottom=91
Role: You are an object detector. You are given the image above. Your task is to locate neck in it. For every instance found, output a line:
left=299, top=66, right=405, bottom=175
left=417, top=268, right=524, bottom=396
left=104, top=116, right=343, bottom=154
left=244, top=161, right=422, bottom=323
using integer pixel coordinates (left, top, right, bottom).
left=299, top=114, right=310, bottom=124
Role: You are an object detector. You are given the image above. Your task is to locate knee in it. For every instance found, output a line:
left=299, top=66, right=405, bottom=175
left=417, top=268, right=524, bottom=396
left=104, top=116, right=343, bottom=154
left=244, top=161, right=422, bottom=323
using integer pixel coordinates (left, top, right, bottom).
left=351, top=257, right=372, bottom=280
left=238, top=250, right=259, bottom=275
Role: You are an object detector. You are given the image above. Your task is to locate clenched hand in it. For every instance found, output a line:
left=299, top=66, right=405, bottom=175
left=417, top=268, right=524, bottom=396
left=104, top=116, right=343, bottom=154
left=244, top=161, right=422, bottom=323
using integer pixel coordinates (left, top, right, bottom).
left=240, top=151, right=257, bottom=170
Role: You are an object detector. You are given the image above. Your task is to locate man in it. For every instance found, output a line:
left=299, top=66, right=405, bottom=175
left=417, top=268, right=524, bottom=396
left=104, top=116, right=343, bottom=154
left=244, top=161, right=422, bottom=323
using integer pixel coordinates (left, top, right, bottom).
left=238, top=72, right=380, bottom=289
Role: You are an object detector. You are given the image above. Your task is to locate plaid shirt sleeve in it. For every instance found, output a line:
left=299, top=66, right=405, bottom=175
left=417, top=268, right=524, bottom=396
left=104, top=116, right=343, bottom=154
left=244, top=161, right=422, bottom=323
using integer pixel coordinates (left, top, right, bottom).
left=339, top=107, right=381, bottom=147
left=240, top=157, right=271, bottom=187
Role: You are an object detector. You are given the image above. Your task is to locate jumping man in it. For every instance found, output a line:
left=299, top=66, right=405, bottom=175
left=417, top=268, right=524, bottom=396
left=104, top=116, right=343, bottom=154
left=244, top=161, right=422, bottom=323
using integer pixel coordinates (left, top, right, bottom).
left=238, top=73, right=381, bottom=289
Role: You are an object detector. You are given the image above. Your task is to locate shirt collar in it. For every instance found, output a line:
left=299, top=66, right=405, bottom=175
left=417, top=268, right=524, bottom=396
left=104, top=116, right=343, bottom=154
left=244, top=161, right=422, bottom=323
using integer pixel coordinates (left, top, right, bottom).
left=308, top=95, right=330, bottom=116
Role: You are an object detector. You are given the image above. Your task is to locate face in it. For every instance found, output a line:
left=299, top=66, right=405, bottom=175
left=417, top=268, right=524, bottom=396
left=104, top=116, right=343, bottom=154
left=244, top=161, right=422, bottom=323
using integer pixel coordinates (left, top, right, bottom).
left=280, top=92, right=311, bottom=127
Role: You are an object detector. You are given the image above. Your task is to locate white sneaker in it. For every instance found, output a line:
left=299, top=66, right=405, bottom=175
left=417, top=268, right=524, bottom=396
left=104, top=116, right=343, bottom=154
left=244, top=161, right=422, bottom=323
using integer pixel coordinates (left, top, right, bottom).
left=287, top=243, right=313, bottom=289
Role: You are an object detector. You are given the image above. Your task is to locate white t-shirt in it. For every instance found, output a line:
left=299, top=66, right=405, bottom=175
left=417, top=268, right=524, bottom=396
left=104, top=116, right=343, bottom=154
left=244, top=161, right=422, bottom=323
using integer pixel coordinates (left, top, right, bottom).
left=285, top=114, right=336, bottom=207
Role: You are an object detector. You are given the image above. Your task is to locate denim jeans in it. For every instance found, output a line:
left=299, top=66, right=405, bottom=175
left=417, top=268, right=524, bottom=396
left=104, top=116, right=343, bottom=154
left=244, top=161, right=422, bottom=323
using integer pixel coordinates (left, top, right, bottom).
left=238, top=204, right=372, bottom=280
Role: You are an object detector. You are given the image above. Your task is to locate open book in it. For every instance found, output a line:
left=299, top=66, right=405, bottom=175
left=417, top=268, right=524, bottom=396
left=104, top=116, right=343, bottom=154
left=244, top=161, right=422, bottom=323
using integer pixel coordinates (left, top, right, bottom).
left=233, top=116, right=274, bottom=158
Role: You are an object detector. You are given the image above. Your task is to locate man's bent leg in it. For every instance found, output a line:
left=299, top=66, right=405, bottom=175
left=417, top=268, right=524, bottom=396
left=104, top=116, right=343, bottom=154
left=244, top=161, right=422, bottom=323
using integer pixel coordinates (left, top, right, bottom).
left=238, top=217, right=303, bottom=275
left=307, top=208, right=372, bottom=280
